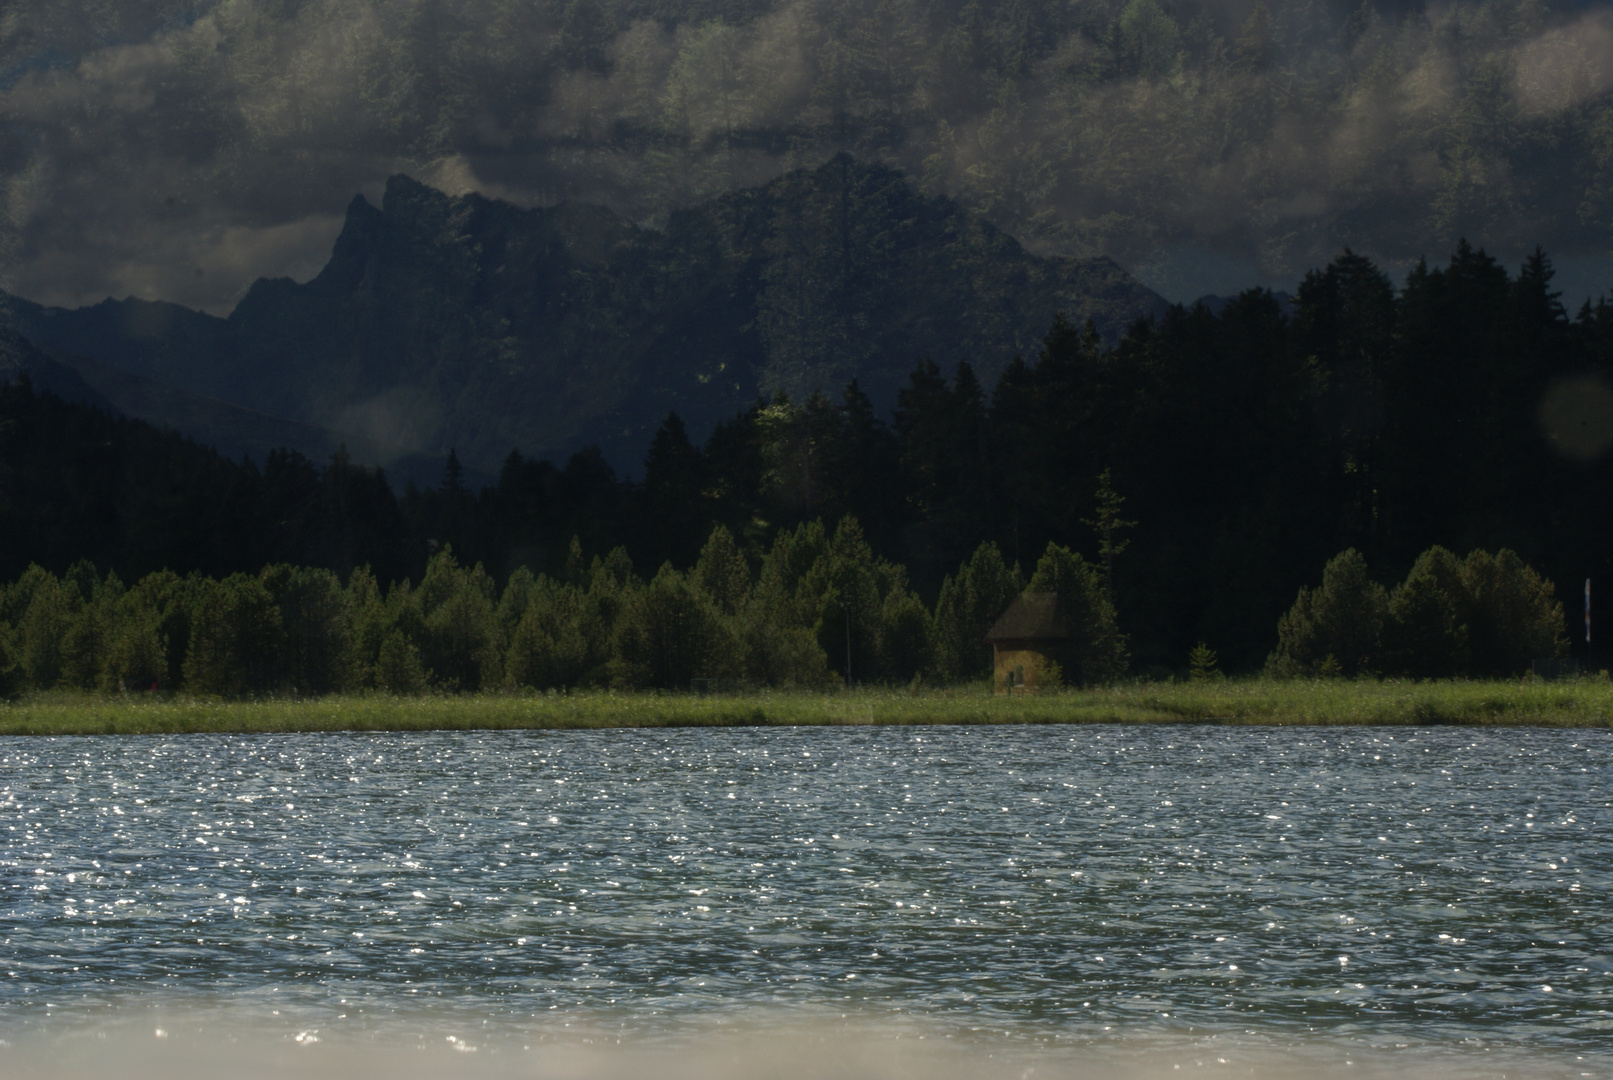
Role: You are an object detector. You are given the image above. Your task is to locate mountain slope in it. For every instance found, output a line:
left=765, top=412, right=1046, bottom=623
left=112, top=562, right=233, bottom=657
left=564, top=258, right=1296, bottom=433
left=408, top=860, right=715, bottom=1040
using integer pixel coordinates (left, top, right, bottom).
left=41, top=348, right=392, bottom=469
left=1, top=156, right=1167, bottom=473
left=0, top=326, right=118, bottom=411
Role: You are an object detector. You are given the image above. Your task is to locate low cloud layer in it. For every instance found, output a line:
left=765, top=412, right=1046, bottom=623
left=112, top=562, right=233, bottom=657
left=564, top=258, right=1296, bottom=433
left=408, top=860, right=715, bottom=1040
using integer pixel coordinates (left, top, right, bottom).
left=3, top=0, right=1613, bottom=313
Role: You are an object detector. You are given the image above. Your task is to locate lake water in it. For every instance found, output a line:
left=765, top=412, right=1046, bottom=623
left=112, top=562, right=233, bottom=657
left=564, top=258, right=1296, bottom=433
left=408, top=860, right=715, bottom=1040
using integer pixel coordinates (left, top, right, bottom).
left=1, top=724, right=1609, bottom=1078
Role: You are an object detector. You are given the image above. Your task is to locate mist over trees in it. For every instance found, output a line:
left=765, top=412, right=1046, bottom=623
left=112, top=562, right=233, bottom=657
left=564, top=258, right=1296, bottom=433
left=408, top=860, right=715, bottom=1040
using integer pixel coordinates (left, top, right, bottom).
left=1, top=242, right=1605, bottom=676
left=3, top=0, right=1612, bottom=310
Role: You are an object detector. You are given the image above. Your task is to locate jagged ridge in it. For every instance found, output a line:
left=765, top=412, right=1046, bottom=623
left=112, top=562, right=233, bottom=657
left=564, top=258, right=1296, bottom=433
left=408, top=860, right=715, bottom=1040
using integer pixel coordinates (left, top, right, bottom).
left=0, top=156, right=1167, bottom=474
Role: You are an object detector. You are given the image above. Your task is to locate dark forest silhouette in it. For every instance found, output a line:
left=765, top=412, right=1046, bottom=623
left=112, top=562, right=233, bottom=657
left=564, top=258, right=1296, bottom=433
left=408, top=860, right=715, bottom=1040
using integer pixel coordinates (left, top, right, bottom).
left=0, top=245, right=1604, bottom=682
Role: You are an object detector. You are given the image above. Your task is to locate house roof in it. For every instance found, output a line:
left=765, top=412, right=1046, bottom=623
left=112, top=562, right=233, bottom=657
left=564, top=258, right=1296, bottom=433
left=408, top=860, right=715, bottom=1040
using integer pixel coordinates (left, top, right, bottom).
left=985, top=592, right=1070, bottom=642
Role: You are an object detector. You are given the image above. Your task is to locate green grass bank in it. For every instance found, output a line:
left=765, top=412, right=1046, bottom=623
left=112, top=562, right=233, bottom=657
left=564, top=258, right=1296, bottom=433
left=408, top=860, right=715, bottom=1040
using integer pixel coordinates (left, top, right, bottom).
left=2, top=679, right=1612, bottom=736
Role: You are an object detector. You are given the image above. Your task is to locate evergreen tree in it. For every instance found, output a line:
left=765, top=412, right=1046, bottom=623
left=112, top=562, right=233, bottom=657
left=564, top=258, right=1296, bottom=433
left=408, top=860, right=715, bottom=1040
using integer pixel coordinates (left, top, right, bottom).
left=376, top=631, right=429, bottom=696
left=1188, top=641, right=1220, bottom=681
left=699, top=408, right=769, bottom=548
left=1118, top=0, right=1182, bottom=79
left=894, top=360, right=991, bottom=583
left=104, top=586, right=167, bottom=693
left=879, top=588, right=932, bottom=683
left=693, top=525, right=751, bottom=617
left=1267, top=549, right=1389, bottom=677
left=60, top=568, right=120, bottom=690
left=740, top=522, right=836, bottom=686
left=495, top=566, right=539, bottom=650
left=505, top=575, right=595, bottom=690
left=1384, top=546, right=1469, bottom=678
left=741, top=621, right=836, bottom=687
left=122, top=569, right=204, bottom=692
left=415, top=547, right=501, bottom=692
left=797, top=517, right=888, bottom=683
left=931, top=541, right=1018, bottom=682
left=261, top=564, right=356, bottom=696
left=6, top=240, right=1610, bottom=684
left=823, top=380, right=903, bottom=553
left=558, top=0, right=613, bottom=73
left=1083, top=469, right=1135, bottom=599
left=638, top=413, right=710, bottom=569
left=1460, top=549, right=1567, bottom=676
left=614, top=564, right=737, bottom=689
left=586, top=546, right=640, bottom=639
left=183, top=574, right=285, bottom=698
left=19, top=568, right=72, bottom=691
left=344, top=566, right=392, bottom=690
left=0, top=626, right=18, bottom=699
left=1024, top=542, right=1127, bottom=683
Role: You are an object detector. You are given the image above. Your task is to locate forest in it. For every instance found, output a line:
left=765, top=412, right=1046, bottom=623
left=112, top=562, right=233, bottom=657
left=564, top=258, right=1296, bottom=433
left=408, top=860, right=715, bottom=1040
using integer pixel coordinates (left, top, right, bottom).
left=0, top=242, right=1600, bottom=688
left=0, top=521, right=1090, bottom=698
left=0, top=525, right=1565, bottom=699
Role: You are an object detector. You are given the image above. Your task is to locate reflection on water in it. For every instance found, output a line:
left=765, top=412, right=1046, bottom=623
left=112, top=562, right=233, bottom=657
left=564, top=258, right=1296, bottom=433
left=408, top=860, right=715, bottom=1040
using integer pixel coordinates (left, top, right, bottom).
left=0, top=725, right=1609, bottom=1073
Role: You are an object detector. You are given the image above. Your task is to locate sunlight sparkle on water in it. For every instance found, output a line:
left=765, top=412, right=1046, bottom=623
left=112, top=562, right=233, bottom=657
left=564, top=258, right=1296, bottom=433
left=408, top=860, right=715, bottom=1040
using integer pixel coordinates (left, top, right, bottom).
left=0, top=725, right=1609, bottom=1075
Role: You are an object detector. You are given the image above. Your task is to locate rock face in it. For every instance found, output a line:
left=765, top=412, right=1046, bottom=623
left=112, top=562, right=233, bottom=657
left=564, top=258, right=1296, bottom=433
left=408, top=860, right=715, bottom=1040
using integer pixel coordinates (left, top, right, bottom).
left=0, top=155, right=1167, bottom=474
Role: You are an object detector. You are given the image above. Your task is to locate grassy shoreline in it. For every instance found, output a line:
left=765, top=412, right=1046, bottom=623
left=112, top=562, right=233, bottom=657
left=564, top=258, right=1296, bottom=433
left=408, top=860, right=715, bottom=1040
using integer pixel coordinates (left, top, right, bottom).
left=2, top=679, right=1612, bottom=735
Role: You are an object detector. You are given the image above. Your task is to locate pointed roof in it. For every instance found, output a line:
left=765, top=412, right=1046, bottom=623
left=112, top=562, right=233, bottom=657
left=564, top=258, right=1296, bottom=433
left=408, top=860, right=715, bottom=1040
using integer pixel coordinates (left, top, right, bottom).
left=985, top=592, right=1070, bottom=642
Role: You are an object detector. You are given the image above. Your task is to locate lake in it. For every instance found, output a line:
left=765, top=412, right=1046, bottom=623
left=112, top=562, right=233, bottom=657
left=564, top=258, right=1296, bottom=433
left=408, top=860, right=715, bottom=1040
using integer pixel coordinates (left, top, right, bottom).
left=1, top=724, right=1608, bottom=1078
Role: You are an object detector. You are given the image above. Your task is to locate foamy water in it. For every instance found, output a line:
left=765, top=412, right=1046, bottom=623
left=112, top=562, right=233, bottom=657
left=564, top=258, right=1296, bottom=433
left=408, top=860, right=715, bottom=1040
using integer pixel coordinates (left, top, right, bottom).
left=1, top=725, right=1609, bottom=1076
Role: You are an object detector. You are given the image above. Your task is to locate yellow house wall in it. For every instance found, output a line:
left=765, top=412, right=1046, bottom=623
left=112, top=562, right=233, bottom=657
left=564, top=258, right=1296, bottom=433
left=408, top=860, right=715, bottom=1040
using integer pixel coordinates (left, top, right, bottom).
left=994, top=644, right=1052, bottom=695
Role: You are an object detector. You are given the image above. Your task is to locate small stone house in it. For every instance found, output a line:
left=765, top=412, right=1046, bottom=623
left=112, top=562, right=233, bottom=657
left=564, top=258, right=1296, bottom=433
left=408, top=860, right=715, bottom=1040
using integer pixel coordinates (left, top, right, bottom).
left=986, top=592, right=1076, bottom=694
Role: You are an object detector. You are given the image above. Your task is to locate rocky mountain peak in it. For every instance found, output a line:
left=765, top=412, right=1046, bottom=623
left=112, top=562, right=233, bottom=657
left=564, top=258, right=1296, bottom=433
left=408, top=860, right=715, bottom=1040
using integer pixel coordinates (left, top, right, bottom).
left=0, top=157, right=1167, bottom=476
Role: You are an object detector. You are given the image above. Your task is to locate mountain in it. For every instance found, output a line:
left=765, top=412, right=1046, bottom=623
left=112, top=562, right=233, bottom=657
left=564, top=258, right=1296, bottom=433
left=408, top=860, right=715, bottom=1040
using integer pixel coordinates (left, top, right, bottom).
left=0, top=326, right=116, bottom=411
left=0, top=155, right=1167, bottom=474
left=0, top=314, right=444, bottom=477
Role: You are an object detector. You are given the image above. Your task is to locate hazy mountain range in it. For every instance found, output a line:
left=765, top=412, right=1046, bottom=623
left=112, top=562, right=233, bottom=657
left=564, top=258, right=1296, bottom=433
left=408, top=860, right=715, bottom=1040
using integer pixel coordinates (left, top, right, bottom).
left=0, top=156, right=1165, bottom=478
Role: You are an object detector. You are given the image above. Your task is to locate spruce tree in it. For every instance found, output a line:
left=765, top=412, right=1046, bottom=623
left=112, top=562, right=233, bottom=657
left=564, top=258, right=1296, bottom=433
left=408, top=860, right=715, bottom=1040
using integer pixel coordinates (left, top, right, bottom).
left=614, top=565, right=736, bottom=689
left=183, top=574, right=284, bottom=698
left=1267, top=549, right=1387, bottom=678
left=694, top=525, right=751, bottom=618
left=1385, top=547, right=1469, bottom=677
left=1461, top=549, right=1567, bottom=676
left=1025, top=543, right=1127, bottom=684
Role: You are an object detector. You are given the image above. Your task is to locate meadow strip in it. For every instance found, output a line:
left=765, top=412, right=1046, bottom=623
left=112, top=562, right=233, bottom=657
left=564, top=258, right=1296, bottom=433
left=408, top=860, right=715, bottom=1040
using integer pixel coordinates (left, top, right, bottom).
left=1, top=679, right=1611, bottom=735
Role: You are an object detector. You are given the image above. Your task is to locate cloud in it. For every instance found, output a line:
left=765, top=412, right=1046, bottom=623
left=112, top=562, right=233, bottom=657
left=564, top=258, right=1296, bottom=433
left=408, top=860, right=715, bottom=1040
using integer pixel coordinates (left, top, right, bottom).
left=2, top=0, right=1612, bottom=312
left=334, top=384, right=445, bottom=464
left=1513, top=9, right=1613, bottom=117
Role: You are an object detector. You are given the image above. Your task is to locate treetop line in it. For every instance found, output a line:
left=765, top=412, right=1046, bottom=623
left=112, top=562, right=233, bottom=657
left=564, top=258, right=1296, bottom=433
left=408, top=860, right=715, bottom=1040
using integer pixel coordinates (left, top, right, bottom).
left=0, top=525, right=1564, bottom=700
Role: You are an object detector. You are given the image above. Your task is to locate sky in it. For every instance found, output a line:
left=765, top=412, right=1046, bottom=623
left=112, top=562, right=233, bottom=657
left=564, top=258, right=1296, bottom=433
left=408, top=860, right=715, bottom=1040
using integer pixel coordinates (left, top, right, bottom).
left=4, top=0, right=1613, bottom=316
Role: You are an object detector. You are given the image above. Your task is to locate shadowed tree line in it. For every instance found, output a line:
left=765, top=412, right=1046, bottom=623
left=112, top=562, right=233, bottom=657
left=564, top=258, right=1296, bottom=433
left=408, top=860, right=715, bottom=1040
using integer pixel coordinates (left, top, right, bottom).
left=1268, top=546, right=1568, bottom=678
left=2, top=244, right=1608, bottom=674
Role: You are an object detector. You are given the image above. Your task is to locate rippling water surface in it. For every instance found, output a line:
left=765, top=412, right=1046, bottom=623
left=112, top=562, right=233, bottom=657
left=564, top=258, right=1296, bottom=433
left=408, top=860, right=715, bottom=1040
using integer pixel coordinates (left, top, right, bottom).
left=1, top=724, right=1609, bottom=1074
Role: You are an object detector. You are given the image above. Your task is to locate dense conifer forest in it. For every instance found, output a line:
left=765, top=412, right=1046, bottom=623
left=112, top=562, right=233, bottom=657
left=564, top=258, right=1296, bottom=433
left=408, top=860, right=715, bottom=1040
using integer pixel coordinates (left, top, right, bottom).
left=0, top=244, right=1602, bottom=688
